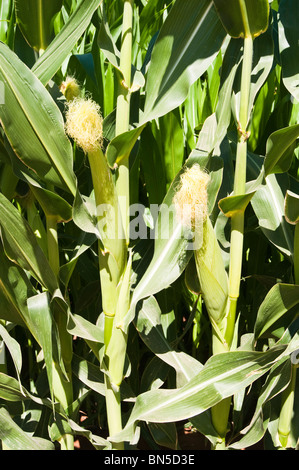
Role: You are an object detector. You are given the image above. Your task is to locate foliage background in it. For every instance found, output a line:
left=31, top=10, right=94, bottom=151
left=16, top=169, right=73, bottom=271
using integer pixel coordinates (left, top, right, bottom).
left=0, top=0, right=298, bottom=450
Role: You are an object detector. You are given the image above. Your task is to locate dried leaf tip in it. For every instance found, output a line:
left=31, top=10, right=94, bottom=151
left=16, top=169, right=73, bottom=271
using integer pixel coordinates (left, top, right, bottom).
left=60, top=76, right=81, bottom=102
left=173, top=164, right=209, bottom=229
left=65, top=97, right=103, bottom=153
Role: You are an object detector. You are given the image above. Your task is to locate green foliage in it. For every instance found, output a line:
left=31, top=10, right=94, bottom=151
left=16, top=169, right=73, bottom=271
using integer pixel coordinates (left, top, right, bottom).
left=0, top=0, right=298, bottom=451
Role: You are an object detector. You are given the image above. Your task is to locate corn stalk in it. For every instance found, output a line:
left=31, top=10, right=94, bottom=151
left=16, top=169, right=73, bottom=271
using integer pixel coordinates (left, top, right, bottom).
left=209, top=0, right=269, bottom=449
left=98, top=0, right=134, bottom=448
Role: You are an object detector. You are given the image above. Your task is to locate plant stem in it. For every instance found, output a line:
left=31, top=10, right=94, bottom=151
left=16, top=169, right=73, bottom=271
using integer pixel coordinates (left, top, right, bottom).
left=88, top=147, right=126, bottom=317
left=211, top=36, right=253, bottom=450
left=94, top=0, right=134, bottom=449
left=227, top=35, right=253, bottom=341
left=104, top=373, right=124, bottom=451
left=211, top=324, right=231, bottom=448
left=88, top=146, right=128, bottom=448
left=294, top=223, right=299, bottom=285
left=278, top=363, right=297, bottom=448
left=278, top=223, right=299, bottom=448
left=46, top=213, right=74, bottom=450
left=115, top=0, right=134, bottom=245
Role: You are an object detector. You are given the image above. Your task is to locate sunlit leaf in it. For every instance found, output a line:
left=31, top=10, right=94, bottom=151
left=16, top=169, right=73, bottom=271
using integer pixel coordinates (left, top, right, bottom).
left=15, top=0, right=63, bottom=51
left=0, top=42, right=76, bottom=195
left=142, top=0, right=226, bottom=123
left=213, top=0, right=269, bottom=38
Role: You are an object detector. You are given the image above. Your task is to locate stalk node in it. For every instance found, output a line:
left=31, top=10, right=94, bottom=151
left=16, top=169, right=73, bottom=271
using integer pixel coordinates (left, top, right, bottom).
left=237, top=123, right=250, bottom=142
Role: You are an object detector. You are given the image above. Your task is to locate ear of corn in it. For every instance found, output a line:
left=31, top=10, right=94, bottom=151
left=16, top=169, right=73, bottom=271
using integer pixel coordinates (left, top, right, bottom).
left=174, top=164, right=228, bottom=326
left=194, top=217, right=228, bottom=325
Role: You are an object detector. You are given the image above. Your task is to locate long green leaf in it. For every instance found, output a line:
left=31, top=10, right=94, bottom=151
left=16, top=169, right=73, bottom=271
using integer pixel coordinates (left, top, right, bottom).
left=0, top=407, right=55, bottom=450
left=278, top=0, right=299, bottom=102
left=285, top=190, right=299, bottom=224
left=0, top=42, right=76, bottom=195
left=127, top=172, right=194, bottom=330
left=229, top=359, right=291, bottom=449
left=112, top=344, right=290, bottom=444
left=0, top=373, right=25, bottom=402
left=264, top=124, right=299, bottom=177
left=251, top=174, right=295, bottom=258
left=142, top=0, right=226, bottom=123
left=32, top=0, right=103, bottom=85
left=0, top=193, right=58, bottom=294
left=0, top=323, right=22, bottom=380
left=15, top=0, right=63, bottom=51
left=27, top=293, right=54, bottom=402
left=0, top=248, right=36, bottom=327
left=136, top=296, right=203, bottom=388
left=254, top=283, right=299, bottom=340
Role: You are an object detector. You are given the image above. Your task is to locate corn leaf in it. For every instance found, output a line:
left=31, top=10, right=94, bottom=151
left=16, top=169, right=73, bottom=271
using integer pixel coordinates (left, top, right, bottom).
left=0, top=42, right=76, bottom=195
left=0, top=373, right=25, bottom=402
left=15, top=0, right=63, bottom=51
left=0, top=248, right=36, bottom=327
left=229, top=359, right=291, bottom=449
left=0, top=407, right=55, bottom=450
left=112, top=343, right=292, bottom=444
left=285, top=190, right=299, bottom=224
left=27, top=293, right=54, bottom=402
left=264, top=124, right=299, bottom=177
left=213, top=0, right=269, bottom=38
left=278, top=0, right=299, bottom=102
left=32, top=0, right=103, bottom=86
left=0, top=323, right=22, bottom=384
left=136, top=296, right=203, bottom=388
left=30, top=186, right=72, bottom=223
left=106, top=125, right=146, bottom=168
left=0, top=193, right=58, bottom=294
left=0, top=0, right=13, bottom=43
left=254, top=283, right=299, bottom=340
left=127, top=168, right=195, bottom=330
left=142, top=0, right=226, bottom=123
left=251, top=174, right=295, bottom=258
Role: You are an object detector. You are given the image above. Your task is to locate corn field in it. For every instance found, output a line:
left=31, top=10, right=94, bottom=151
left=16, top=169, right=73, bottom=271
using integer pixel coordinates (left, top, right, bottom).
left=0, top=0, right=298, bottom=452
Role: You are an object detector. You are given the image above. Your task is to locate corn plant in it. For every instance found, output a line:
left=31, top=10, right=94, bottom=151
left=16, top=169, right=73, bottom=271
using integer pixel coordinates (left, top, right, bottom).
left=0, top=0, right=298, bottom=452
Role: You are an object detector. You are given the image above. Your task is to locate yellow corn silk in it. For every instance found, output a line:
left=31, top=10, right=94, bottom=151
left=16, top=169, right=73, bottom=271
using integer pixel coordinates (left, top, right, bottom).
left=60, top=76, right=81, bottom=102
left=173, top=164, right=209, bottom=230
left=65, top=97, right=104, bottom=153
left=213, top=0, right=269, bottom=38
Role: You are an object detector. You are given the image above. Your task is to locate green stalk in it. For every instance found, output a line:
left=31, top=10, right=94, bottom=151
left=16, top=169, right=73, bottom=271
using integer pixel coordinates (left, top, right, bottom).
left=88, top=147, right=127, bottom=449
left=211, top=36, right=253, bottom=449
left=115, top=0, right=134, bottom=245
left=104, top=375, right=123, bottom=449
left=46, top=214, right=74, bottom=450
left=278, top=223, right=299, bottom=448
left=227, top=35, right=253, bottom=342
left=88, top=147, right=126, bottom=316
left=278, top=364, right=297, bottom=448
left=294, top=223, right=299, bottom=286
left=211, top=325, right=230, bottom=450
left=93, top=0, right=134, bottom=448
